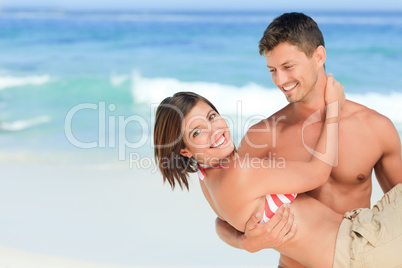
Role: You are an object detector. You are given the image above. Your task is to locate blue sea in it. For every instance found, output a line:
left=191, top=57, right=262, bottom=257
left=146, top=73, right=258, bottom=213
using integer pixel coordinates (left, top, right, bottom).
left=0, top=9, right=402, bottom=267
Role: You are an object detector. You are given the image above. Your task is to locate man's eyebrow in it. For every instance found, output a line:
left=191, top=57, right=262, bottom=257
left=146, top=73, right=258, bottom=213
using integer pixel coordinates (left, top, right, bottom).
left=267, top=61, right=293, bottom=68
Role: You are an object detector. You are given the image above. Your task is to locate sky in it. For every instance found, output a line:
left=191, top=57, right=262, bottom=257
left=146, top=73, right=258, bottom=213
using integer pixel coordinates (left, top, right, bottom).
left=1, top=0, right=402, bottom=11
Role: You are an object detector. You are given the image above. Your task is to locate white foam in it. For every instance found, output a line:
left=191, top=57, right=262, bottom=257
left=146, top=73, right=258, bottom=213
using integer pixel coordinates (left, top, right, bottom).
left=131, top=72, right=402, bottom=125
left=0, top=116, right=51, bottom=131
left=110, top=73, right=129, bottom=87
left=131, top=71, right=287, bottom=118
left=0, top=75, right=51, bottom=90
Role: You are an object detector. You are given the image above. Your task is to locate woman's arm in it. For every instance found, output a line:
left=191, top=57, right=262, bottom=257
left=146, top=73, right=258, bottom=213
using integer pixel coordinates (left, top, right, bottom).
left=227, top=74, right=344, bottom=196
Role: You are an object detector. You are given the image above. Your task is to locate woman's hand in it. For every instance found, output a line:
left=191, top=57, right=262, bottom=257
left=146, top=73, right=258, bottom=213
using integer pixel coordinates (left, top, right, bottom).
left=324, top=74, right=345, bottom=118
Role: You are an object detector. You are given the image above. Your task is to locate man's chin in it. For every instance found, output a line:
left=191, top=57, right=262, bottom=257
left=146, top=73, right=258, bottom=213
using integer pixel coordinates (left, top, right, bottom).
left=285, top=94, right=295, bottom=103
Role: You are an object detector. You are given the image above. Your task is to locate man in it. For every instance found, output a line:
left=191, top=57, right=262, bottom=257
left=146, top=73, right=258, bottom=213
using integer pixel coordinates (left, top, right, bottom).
left=215, top=12, right=402, bottom=267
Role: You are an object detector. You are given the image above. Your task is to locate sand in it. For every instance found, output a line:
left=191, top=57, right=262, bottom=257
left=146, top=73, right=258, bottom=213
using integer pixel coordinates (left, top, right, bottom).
left=0, top=245, right=138, bottom=268
left=0, top=149, right=383, bottom=267
left=0, top=150, right=279, bottom=267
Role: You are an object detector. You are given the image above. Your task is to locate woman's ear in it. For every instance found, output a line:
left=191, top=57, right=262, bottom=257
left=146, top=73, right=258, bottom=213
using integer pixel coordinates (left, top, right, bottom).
left=314, top=45, right=326, bottom=67
left=180, top=148, right=193, bottom=158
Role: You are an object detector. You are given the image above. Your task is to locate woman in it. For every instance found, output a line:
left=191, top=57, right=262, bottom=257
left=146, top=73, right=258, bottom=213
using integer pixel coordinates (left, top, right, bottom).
left=153, top=75, right=402, bottom=267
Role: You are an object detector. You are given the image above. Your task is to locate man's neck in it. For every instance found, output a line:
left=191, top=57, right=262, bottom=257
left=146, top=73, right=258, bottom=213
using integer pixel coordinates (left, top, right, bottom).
left=292, top=71, right=327, bottom=121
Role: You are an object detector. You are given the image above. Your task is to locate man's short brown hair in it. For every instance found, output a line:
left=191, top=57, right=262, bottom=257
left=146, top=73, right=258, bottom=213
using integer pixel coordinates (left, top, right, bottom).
left=259, top=12, right=325, bottom=57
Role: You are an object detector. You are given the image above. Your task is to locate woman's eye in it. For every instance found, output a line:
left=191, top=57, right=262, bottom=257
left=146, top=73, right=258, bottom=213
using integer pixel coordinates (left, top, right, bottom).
left=193, top=130, right=201, bottom=138
left=209, top=113, right=216, bottom=121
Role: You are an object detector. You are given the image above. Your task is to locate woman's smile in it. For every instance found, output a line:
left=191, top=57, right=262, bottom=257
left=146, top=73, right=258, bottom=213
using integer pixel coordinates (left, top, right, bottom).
left=210, top=133, right=227, bottom=148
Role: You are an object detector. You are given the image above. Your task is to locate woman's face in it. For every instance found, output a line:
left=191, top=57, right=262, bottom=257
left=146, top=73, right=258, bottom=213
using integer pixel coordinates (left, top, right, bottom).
left=180, top=101, right=234, bottom=165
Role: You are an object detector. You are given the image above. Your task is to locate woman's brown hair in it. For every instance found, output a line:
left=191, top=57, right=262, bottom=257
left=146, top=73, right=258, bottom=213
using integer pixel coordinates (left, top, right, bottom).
left=154, top=92, right=219, bottom=190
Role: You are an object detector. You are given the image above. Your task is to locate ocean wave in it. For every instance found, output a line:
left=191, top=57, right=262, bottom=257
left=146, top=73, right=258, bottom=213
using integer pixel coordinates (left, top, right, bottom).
left=110, top=73, right=129, bottom=87
left=0, top=10, right=270, bottom=23
left=314, top=15, right=402, bottom=25
left=131, top=71, right=287, bottom=118
left=0, top=116, right=51, bottom=131
left=0, top=75, right=51, bottom=90
left=131, top=72, right=402, bottom=124
left=1, top=10, right=402, bottom=25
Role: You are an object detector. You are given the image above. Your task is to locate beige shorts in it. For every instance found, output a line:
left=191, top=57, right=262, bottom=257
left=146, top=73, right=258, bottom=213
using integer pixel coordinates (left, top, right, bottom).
left=333, top=183, right=402, bottom=268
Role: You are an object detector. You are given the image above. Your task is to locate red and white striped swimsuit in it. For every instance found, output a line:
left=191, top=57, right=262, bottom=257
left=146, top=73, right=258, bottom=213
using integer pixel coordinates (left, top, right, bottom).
left=261, top=193, right=297, bottom=223
left=197, top=165, right=297, bottom=223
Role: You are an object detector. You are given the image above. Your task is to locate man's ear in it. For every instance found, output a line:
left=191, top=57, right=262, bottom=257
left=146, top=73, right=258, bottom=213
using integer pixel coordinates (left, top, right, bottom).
left=314, top=45, right=326, bottom=67
left=180, top=148, right=193, bottom=158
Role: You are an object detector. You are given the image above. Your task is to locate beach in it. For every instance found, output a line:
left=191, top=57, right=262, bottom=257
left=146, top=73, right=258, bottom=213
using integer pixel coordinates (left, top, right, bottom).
left=0, top=148, right=385, bottom=267
left=0, top=9, right=400, bottom=267
left=0, top=247, right=270, bottom=268
left=0, top=247, right=272, bottom=268
left=0, top=245, right=137, bottom=268
left=0, top=150, right=283, bottom=267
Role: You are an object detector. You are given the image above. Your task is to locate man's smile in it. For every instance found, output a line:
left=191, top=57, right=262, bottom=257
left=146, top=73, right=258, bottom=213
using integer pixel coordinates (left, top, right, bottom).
left=282, top=82, right=298, bottom=92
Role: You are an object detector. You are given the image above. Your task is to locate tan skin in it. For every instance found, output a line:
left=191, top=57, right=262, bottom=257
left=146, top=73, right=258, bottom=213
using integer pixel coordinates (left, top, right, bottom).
left=179, top=75, right=345, bottom=267
left=215, top=42, right=402, bottom=267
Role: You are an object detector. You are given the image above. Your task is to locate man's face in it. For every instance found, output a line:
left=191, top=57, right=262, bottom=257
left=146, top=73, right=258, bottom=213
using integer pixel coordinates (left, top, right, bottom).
left=265, top=42, right=319, bottom=103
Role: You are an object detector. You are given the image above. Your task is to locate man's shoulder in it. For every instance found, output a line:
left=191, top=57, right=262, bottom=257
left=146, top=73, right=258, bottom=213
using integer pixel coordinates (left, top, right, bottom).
left=344, top=99, right=388, bottom=121
left=343, top=100, right=394, bottom=129
left=249, top=105, right=291, bottom=131
left=239, top=106, right=292, bottom=157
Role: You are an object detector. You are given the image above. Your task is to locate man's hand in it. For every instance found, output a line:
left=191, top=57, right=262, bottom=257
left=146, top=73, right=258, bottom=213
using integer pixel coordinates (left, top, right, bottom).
left=240, top=204, right=296, bottom=253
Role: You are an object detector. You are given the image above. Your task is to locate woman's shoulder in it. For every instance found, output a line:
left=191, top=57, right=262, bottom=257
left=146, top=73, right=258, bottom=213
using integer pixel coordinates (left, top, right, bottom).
left=220, top=158, right=257, bottom=185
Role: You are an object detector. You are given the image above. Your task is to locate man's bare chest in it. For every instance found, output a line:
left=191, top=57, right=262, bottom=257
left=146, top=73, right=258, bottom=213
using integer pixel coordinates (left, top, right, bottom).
left=271, top=123, right=382, bottom=184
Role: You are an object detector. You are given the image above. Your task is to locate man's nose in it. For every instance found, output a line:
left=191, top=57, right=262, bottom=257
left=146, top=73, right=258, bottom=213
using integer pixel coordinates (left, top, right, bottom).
left=274, top=70, right=287, bottom=87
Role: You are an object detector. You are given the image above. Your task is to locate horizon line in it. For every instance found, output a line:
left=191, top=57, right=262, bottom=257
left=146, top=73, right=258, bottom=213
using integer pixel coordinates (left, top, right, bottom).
left=1, top=6, right=402, bottom=13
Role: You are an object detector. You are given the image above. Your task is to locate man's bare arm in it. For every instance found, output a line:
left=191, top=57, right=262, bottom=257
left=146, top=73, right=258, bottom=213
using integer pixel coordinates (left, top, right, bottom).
left=215, top=205, right=296, bottom=252
left=215, top=218, right=244, bottom=249
left=214, top=117, right=297, bottom=252
left=373, top=113, right=402, bottom=192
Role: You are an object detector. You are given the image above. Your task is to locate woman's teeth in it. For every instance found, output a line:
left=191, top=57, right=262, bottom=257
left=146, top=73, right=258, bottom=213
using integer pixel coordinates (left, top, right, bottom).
left=211, top=135, right=225, bottom=148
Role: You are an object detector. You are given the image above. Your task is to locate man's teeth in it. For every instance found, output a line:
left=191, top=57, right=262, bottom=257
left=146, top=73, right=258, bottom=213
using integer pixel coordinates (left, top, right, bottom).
left=211, top=135, right=225, bottom=148
left=283, top=83, right=297, bottom=91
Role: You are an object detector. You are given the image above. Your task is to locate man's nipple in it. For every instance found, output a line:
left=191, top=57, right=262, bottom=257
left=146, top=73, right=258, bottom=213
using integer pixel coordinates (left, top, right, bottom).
left=357, top=173, right=366, bottom=181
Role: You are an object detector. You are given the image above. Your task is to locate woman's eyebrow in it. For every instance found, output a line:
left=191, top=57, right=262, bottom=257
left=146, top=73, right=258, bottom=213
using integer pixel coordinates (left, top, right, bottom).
left=188, top=109, right=214, bottom=137
left=206, top=109, right=214, bottom=118
left=189, top=126, right=198, bottom=137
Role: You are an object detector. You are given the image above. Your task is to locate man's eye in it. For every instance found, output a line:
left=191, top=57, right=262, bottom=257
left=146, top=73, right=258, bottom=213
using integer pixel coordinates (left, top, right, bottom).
left=269, top=69, right=275, bottom=73
left=193, top=130, right=200, bottom=138
left=285, top=65, right=294, bottom=69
